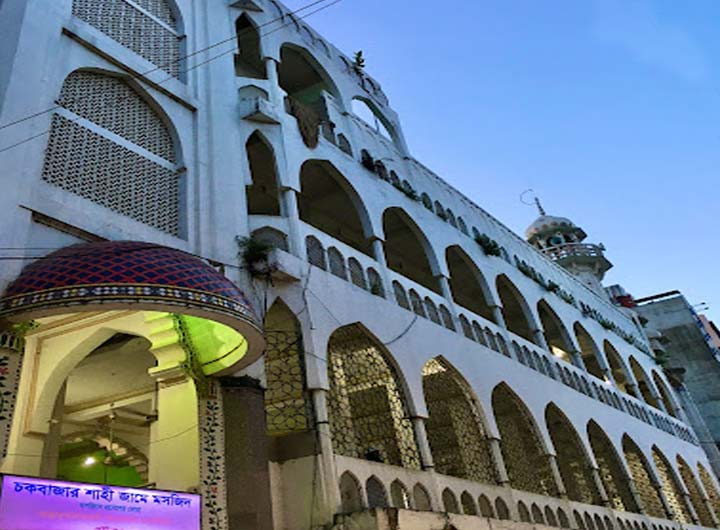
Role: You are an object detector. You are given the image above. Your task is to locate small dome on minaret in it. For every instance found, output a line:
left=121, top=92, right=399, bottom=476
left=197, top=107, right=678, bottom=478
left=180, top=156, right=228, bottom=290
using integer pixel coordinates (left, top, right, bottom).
left=525, top=198, right=612, bottom=296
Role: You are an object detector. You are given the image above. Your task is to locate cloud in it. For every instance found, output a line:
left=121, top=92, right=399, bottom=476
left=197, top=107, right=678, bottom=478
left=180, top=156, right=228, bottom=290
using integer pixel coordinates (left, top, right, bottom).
left=592, top=0, right=709, bottom=83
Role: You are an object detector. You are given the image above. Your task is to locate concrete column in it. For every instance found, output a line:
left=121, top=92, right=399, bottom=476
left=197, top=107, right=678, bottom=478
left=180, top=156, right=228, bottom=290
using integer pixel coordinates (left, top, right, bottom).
left=147, top=367, right=199, bottom=493
left=437, top=275, right=459, bottom=320
left=490, top=305, right=507, bottom=329
left=0, top=330, right=24, bottom=471
left=590, top=467, right=610, bottom=506
left=627, top=479, right=646, bottom=514
left=282, top=188, right=305, bottom=259
left=264, top=57, right=282, bottom=105
left=570, top=349, right=587, bottom=371
left=653, top=482, right=674, bottom=520
left=533, top=328, right=550, bottom=350
left=39, top=382, right=66, bottom=479
left=370, top=238, right=393, bottom=299
left=310, top=389, right=342, bottom=523
left=547, top=454, right=567, bottom=498
left=219, top=376, right=274, bottom=530
left=488, top=437, right=510, bottom=486
left=682, top=492, right=700, bottom=524
left=411, top=417, right=434, bottom=470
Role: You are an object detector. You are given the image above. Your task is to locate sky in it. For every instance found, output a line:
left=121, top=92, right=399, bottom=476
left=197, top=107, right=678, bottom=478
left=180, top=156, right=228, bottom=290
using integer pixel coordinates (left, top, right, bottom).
left=284, top=0, right=720, bottom=322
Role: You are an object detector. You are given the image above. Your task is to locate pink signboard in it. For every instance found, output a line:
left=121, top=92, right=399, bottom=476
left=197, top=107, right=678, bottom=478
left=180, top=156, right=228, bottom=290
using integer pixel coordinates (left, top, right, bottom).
left=0, top=475, right=200, bottom=530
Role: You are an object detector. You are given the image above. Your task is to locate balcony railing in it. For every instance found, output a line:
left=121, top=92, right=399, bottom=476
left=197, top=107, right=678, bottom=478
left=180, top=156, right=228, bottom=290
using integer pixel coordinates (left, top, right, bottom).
left=543, top=243, right=606, bottom=261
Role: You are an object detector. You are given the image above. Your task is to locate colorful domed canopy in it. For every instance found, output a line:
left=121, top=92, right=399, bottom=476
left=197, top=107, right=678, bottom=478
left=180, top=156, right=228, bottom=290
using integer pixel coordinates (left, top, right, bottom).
left=525, top=214, right=579, bottom=240
left=0, top=241, right=264, bottom=373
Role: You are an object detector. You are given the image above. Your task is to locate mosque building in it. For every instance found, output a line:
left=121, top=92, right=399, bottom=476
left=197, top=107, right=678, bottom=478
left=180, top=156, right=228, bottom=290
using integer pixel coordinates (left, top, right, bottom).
left=0, top=1, right=718, bottom=530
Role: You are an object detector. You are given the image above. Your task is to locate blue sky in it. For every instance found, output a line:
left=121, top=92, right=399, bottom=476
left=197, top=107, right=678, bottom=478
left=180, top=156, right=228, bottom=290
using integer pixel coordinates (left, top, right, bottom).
left=286, top=0, right=720, bottom=320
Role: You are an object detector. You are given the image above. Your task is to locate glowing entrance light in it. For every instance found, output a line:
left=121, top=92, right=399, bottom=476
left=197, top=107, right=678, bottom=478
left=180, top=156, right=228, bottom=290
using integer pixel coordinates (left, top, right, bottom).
left=82, top=456, right=97, bottom=467
left=0, top=475, right=200, bottom=530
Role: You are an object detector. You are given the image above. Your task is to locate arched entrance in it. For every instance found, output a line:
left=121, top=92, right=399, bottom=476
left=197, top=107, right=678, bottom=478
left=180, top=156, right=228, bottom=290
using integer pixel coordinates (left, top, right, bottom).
left=0, top=241, right=264, bottom=526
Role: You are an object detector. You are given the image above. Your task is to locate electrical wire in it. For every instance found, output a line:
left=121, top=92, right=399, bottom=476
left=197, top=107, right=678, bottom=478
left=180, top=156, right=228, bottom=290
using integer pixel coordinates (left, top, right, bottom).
left=0, top=0, right=344, bottom=155
left=0, top=0, right=333, bottom=133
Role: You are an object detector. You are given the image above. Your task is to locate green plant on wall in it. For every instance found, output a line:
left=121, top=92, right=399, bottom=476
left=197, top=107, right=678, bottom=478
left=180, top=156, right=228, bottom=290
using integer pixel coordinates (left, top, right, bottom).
left=353, top=50, right=366, bottom=72
left=475, top=233, right=501, bottom=257
left=237, top=236, right=275, bottom=278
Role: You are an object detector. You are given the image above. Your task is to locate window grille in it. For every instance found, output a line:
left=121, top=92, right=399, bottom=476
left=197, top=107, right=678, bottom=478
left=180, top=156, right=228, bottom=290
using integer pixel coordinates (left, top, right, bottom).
left=348, top=258, right=367, bottom=290
left=439, top=305, right=455, bottom=330
left=328, top=247, right=347, bottom=280
left=424, top=298, right=440, bottom=324
left=366, top=477, right=389, bottom=508
left=306, top=236, right=326, bottom=269
left=366, top=268, right=385, bottom=298
left=459, top=315, right=474, bottom=340
left=409, top=290, right=426, bottom=318
left=393, top=281, right=410, bottom=310
left=72, top=0, right=181, bottom=77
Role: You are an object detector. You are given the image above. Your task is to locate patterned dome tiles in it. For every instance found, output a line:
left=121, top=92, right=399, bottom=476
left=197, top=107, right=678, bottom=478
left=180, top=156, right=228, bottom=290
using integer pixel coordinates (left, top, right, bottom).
left=0, top=241, right=261, bottom=332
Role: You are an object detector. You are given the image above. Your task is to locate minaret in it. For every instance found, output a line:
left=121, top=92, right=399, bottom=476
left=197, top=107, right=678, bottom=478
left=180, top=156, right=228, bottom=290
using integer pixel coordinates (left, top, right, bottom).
left=525, top=199, right=613, bottom=296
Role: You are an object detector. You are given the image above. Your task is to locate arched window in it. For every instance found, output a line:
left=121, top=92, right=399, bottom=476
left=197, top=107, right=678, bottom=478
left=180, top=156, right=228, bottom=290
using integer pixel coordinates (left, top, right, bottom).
left=375, top=162, right=389, bottom=181
left=424, top=298, right=441, bottom=324
left=574, top=323, right=605, bottom=380
left=393, top=281, right=410, bottom=310
left=421, top=193, right=433, bottom=211
left=545, top=506, right=558, bottom=526
left=651, top=448, right=692, bottom=523
left=434, top=200, right=446, bottom=219
left=235, top=14, right=265, bottom=78
left=299, top=160, right=373, bottom=256
left=496, top=275, right=535, bottom=343
left=461, top=491, right=477, bottom=515
left=439, top=305, right=455, bottom=331
left=604, top=342, right=634, bottom=395
left=558, top=509, right=570, bottom=528
left=459, top=315, right=474, bottom=340
left=409, top=290, right=426, bottom=318
left=545, top=404, right=600, bottom=504
left=252, top=227, right=288, bottom=252
left=574, top=511, right=586, bottom=530
left=337, top=134, right=353, bottom=156
left=339, top=472, right=363, bottom=513
left=390, top=480, right=410, bottom=509
left=348, top=258, right=367, bottom=290
left=327, top=325, right=420, bottom=468
left=629, top=357, right=660, bottom=409
left=366, top=268, right=385, bottom=297
left=652, top=372, right=677, bottom=417
left=532, top=504, right=545, bottom=524
left=246, top=131, right=281, bottom=215
left=72, top=0, right=182, bottom=77
left=422, top=358, right=496, bottom=483
left=518, top=501, right=531, bottom=522
left=366, top=476, right=389, bottom=508
left=622, top=435, right=665, bottom=518
left=327, top=247, right=347, bottom=280
left=458, top=217, right=468, bottom=235
left=677, top=456, right=714, bottom=527
left=388, top=170, right=400, bottom=186
left=495, top=497, right=510, bottom=519
left=698, top=464, right=720, bottom=520
left=280, top=45, right=339, bottom=148
left=478, top=495, right=494, bottom=518
left=538, top=300, right=574, bottom=362
left=264, top=300, right=312, bottom=434
left=442, top=488, right=460, bottom=514
left=492, top=384, right=557, bottom=496
left=306, top=236, right=326, bottom=269
left=351, top=97, right=395, bottom=142
left=413, top=484, right=432, bottom=511
left=42, top=70, right=182, bottom=236
left=446, top=246, right=496, bottom=323
left=446, top=209, right=457, bottom=227
left=383, top=208, right=440, bottom=293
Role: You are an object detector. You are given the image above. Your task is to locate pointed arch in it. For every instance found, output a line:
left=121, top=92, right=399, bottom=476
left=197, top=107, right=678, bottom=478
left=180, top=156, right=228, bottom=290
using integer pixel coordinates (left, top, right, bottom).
left=538, top=300, right=574, bottom=362
left=491, top=383, right=558, bottom=496
left=299, top=160, right=373, bottom=256
left=677, top=456, right=714, bottom=527
left=461, top=491, right=477, bottom=515
left=326, top=324, right=421, bottom=469
left=366, top=476, right=389, bottom=508
left=445, top=246, right=496, bottom=323
left=264, top=300, right=312, bottom=434
left=478, top=495, right=494, bottom=518
left=422, top=357, right=497, bottom=483
left=235, top=14, right=265, bottom=78
left=545, top=404, right=600, bottom=504
left=629, top=357, right=660, bottom=409
left=574, top=323, right=606, bottom=380
left=652, top=371, right=678, bottom=418
left=442, top=488, right=460, bottom=514
left=352, top=97, right=396, bottom=142
left=604, top=342, right=634, bottom=395
left=651, top=447, right=692, bottom=523
left=389, top=480, right=410, bottom=509
left=413, top=483, right=432, bottom=511
left=622, top=435, right=665, bottom=518
left=43, top=69, right=183, bottom=236
left=383, top=207, right=440, bottom=293
left=496, top=275, right=536, bottom=343
left=279, top=43, right=339, bottom=101
left=246, top=131, right=281, bottom=215
left=339, top=471, right=363, bottom=513
left=587, top=421, right=639, bottom=512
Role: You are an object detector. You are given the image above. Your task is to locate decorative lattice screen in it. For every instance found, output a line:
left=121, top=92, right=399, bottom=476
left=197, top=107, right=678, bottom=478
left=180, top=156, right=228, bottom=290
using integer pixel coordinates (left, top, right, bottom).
left=72, top=0, right=181, bottom=78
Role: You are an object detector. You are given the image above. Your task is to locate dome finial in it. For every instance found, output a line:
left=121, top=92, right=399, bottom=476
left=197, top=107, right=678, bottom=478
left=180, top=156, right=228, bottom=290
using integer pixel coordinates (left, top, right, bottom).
left=535, top=196, right=546, bottom=216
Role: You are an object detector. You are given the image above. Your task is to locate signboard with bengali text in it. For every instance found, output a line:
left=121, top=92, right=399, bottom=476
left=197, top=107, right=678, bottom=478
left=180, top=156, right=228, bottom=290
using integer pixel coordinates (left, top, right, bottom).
left=0, top=475, right=201, bottom=530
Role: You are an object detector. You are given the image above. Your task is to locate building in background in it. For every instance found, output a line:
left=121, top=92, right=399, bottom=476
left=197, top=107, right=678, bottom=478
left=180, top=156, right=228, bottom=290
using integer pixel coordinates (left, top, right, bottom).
left=634, top=292, right=720, bottom=479
left=1, top=1, right=720, bottom=530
